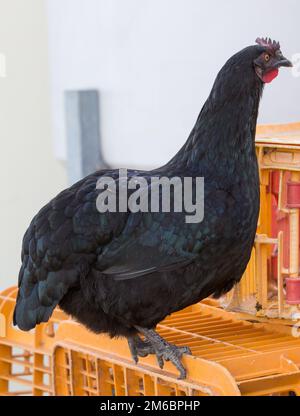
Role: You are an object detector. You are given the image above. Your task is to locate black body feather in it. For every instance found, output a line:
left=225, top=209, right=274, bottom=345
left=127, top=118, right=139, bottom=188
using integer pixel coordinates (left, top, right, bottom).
left=14, top=45, right=263, bottom=337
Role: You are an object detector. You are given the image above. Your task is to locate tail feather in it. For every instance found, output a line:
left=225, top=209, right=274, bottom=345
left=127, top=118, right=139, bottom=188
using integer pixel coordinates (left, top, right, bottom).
left=13, top=285, right=57, bottom=331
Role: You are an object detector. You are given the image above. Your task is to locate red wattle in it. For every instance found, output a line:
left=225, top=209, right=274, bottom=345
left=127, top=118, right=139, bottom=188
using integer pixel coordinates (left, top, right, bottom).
left=262, top=68, right=279, bottom=83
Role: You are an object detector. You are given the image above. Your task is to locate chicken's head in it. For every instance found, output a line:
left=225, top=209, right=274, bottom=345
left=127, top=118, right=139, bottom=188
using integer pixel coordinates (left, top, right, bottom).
left=254, top=37, right=292, bottom=83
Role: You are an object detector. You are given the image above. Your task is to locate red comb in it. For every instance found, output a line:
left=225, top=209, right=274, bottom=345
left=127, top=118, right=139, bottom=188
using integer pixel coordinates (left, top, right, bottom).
left=255, top=37, right=281, bottom=52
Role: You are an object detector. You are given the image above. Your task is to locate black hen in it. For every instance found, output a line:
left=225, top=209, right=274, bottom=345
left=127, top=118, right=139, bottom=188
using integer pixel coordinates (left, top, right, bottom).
left=14, top=38, right=292, bottom=378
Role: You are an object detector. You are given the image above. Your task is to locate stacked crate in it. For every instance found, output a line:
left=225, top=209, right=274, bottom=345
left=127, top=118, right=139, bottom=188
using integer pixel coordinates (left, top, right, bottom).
left=2, top=287, right=300, bottom=395
left=223, top=123, right=300, bottom=321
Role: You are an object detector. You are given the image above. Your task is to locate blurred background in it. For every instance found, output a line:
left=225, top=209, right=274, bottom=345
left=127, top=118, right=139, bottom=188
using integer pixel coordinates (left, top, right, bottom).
left=0, top=0, right=299, bottom=288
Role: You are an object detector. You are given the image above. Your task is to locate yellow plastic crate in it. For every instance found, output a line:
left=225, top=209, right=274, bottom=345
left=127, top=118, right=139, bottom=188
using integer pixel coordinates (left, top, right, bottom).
left=223, top=122, right=300, bottom=321
left=2, top=287, right=300, bottom=396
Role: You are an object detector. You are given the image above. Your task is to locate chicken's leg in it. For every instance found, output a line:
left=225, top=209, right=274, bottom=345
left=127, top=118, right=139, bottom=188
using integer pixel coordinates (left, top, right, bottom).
left=134, top=326, right=192, bottom=379
left=128, top=335, right=156, bottom=363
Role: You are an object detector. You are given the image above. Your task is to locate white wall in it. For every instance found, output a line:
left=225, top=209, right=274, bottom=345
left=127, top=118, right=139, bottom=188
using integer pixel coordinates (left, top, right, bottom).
left=46, top=0, right=300, bottom=169
left=0, top=0, right=67, bottom=288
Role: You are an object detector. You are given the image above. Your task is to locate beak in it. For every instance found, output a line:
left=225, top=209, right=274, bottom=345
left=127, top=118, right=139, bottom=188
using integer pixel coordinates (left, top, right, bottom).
left=274, top=57, right=293, bottom=68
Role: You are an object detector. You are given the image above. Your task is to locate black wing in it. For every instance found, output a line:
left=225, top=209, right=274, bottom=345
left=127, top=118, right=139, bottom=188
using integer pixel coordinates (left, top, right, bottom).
left=13, top=171, right=129, bottom=330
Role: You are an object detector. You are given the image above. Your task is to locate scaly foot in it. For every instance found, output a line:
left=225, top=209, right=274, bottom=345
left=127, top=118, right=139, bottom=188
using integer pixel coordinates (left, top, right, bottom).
left=128, top=335, right=156, bottom=363
left=135, top=326, right=192, bottom=379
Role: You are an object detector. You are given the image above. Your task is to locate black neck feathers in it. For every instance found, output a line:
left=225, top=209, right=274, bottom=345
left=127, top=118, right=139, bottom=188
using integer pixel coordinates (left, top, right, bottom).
left=167, top=46, right=264, bottom=177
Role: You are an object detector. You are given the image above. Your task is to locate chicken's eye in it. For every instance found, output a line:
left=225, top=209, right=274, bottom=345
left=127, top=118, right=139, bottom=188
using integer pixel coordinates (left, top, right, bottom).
left=264, top=54, right=270, bottom=62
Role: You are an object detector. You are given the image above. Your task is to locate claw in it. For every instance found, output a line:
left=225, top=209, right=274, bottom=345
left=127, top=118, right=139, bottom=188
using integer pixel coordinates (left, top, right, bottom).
left=128, top=337, right=139, bottom=363
left=156, top=354, right=164, bottom=369
left=128, top=335, right=155, bottom=364
left=155, top=342, right=190, bottom=380
left=180, top=346, right=192, bottom=355
left=134, top=326, right=192, bottom=379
